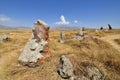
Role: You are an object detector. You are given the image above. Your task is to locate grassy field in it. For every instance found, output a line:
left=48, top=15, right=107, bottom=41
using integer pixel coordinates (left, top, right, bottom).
left=114, top=38, right=120, bottom=45
left=0, top=29, right=120, bottom=80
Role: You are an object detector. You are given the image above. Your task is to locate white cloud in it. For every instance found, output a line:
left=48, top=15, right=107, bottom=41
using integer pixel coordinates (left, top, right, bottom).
left=55, top=15, right=69, bottom=25
left=0, top=14, right=11, bottom=22
left=74, top=20, right=78, bottom=23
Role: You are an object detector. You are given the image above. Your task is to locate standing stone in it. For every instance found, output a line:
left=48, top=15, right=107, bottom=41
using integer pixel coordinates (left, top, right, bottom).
left=77, top=29, right=84, bottom=36
left=59, top=31, right=66, bottom=43
left=82, top=27, right=85, bottom=31
left=18, top=19, right=50, bottom=67
left=108, top=24, right=112, bottom=30
left=57, top=55, right=73, bottom=79
left=100, top=27, right=103, bottom=30
left=33, top=20, right=49, bottom=41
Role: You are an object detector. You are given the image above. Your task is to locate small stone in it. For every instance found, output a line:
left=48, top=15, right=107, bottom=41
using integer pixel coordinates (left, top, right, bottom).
left=59, top=31, right=66, bottom=43
left=0, top=34, right=9, bottom=41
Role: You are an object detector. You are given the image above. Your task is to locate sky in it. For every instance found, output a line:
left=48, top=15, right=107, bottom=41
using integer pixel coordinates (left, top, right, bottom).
left=0, top=0, right=120, bottom=28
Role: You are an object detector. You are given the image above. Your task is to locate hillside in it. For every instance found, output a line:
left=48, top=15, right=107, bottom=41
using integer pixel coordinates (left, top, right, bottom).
left=0, top=25, right=31, bottom=29
left=0, top=29, right=120, bottom=80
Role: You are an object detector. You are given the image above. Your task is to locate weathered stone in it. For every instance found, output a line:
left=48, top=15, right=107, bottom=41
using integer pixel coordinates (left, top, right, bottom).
left=77, top=29, right=84, bottom=36
left=0, top=34, right=9, bottom=41
left=33, top=20, right=49, bottom=41
left=73, top=62, right=105, bottom=80
left=108, top=24, right=112, bottom=30
left=85, top=66, right=105, bottom=80
left=72, top=30, right=94, bottom=42
left=95, top=29, right=98, bottom=32
left=100, top=27, right=103, bottom=30
left=18, top=19, right=50, bottom=67
left=18, top=39, right=47, bottom=63
left=59, top=31, right=66, bottom=43
left=82, top=27, right=85, bottom=31
left=57, top=55, right=73, bottom=79
left=72, top=35, right=84, bottom=41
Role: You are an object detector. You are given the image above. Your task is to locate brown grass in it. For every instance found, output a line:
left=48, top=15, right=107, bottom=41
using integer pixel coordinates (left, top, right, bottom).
left=0, top=29, right=120, bottom=80
left=114, top=38, right=120, bottom=45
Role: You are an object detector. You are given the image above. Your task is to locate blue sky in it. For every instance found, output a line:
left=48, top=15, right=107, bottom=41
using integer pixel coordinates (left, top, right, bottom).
left=0, top=0, right=120, bottom=28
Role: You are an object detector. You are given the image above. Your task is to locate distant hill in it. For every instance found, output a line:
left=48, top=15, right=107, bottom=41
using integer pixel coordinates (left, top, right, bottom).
left=51, top=25, right=82, bottom=30
left=0, top=24, right=12, bottom=29
left=0, top=24, right=31, bottom=29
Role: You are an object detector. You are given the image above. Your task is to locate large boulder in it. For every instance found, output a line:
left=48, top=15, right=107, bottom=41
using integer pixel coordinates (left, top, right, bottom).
left=57, top=55, right=73, bottom=79
left=18, top=20, right=50, bottom=67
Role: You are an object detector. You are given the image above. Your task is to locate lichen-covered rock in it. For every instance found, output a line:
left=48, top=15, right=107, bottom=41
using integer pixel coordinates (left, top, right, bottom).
left=18, top=19, right=50, bottom=67
left=0, top=34, right=9, bottom=41
left=73, top=62, right=105, bottom=80
left=72, top=35, right=84, bottom=41
left=86, top=66, right=105, bottom=80
left=77, top=29, right=84, bottom=36
left=33, top=20, right=49, bottom=41
left=72, top=30, right=94, bottom=42
left=57, top=55, right=73, bottom=79
left=18, top=39, right=47, bottom=63
left=59, top=31, right=66, bottom=43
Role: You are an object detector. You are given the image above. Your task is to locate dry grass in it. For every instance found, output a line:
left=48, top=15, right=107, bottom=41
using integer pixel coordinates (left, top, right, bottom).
left=114, top=39, right=120, bottom=45
left=0, top=29, right=120, bottom=80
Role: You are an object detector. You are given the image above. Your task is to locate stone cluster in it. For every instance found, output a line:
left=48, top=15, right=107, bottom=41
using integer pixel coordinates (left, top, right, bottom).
left=72, top=29, right=93, bottom=41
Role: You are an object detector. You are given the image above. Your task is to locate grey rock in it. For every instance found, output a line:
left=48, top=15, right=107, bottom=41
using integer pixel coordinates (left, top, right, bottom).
left=86, top=66, right=105, bottom=80
left=0, top=34, right=9, bottom=41
left=18, top=39, right=47, bottom=63
left=57, top=55, right=73, bottom=79
left=59, top=31, right=66, bottom=43
left=77, top=29, right=84, bottom=36
left=73, top=62, right=105, bottom=80
left=72, top=35, right=84, bottom=41
left=18, top=19, right=50, bottom=67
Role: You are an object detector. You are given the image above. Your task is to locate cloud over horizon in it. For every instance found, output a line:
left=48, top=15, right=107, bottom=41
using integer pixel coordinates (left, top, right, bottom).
left=74, top=20, right=78, bottom=23
left=55, top=15, right=69, bottom=25
left=0, top=14, right=11, bottom=22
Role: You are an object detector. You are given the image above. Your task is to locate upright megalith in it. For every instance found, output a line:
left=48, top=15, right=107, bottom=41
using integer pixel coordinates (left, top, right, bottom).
left=18, top=20, right=50, bottom=67
left=59, top=31, right=66, bottom=43
left=33, top=20, right=49, bottom=41
left=100, top=26, right=103, bottom=30
left=77, top=29, right=84, bottom=36
left=82, top=27, right=85, bottom=31
left=108, top=24, right=112, bottom=30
